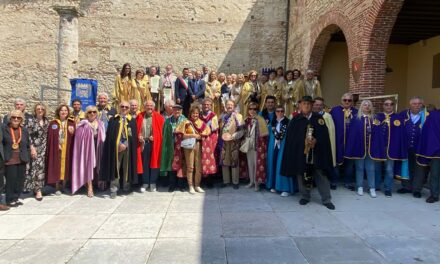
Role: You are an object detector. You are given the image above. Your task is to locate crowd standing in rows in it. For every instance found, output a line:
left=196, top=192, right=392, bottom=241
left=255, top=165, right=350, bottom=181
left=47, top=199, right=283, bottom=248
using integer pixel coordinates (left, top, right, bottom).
left=0, top=63, right=439, bottom=212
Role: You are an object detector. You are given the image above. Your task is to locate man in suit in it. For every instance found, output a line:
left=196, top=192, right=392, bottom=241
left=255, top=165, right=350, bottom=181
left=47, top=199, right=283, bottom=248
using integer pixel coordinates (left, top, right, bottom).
left=3, top=97, right=32, bottom=126
left=191, top=70, right=206, bottom=104
left=174, top=68, right=193, bottom=117
left=0, top=125, right=7, bottom=211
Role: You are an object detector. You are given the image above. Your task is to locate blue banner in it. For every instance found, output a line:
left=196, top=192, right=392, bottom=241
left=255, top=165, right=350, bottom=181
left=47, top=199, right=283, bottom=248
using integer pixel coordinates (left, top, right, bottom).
left=70, top=78, right=98, bottom=111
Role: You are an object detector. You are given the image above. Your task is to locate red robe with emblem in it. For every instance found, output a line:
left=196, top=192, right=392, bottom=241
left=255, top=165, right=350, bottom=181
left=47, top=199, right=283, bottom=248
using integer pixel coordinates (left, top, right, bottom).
left=200, top=111, right=219, bottom=175
left=136, top=111, right=165, bottom=174
left=45, top=119, right=75, bottom=185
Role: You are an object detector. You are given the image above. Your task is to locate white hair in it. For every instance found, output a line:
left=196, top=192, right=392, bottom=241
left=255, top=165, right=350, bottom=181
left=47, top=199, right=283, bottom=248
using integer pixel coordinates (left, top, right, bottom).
left=144, top=99, right=156, bottom=107
left=129, top=99, right=138, bottom=105
left=341, top=92, right=353, bottom=100
left=14, top=97, right=26, bottom=106
left=357, top=100, right=375, bottom=119
left=164, top=99, right=175, bottom=107
left=97, top=92, right=109, bottom=100
left=409, top=96, right=424, bottom=104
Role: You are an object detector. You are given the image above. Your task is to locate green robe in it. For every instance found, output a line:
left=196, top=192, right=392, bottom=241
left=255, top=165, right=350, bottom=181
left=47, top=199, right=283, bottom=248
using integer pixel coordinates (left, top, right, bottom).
left=160, top=115, right=186, bottom=174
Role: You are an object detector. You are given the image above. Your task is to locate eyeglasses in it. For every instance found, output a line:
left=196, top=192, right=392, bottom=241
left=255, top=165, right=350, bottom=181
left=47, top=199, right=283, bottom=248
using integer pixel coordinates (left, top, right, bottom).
left=343, top=99, right=353, bottom=102
left=36, top=108, right=45, bottom=111
left=11, top=116, right=22, bottom=120
left=87, top=111, right=97, bottom=114
left=120, top=105, right=129, bottom=109
left=276, top=110, right=285, bottom=113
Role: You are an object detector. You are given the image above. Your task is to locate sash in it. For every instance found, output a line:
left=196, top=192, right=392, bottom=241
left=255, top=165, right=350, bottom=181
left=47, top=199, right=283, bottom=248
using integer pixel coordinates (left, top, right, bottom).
left=178, top=77, right=189, bottom=91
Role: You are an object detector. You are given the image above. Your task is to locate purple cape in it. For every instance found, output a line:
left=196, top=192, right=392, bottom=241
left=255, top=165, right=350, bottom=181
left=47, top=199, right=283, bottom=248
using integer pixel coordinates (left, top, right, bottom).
left=344, top=115, right=385, bottom=160
left=71, top=120, right=105, bottom=194
left=376, top=112, right=407, bottom=160
left=417, top=110, right=440, bottom=160
left=330, top=106, right=358, bottom=164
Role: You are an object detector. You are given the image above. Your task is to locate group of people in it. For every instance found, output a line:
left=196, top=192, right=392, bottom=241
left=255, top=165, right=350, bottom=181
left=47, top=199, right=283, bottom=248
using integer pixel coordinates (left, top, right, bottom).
left=0, top=64, right=439, bottom=213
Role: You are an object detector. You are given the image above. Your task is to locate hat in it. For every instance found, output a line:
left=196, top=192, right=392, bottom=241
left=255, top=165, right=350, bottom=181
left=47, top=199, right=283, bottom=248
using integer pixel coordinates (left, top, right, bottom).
left=172, top=104, right=183, bottom=109
left=298, top=96, right=314, bottom=103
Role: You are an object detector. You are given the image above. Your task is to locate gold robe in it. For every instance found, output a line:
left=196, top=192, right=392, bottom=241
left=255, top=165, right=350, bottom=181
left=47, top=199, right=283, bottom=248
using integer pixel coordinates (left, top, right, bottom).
left=205, top=80, right=222, bottom=116
left=134, top=76, right=152, bottom=110
left=112, top=75, right=137, bottom=109
left=260, top=80, right=282, bottom=111
left=282, top=79, right=305, bottom=116
left=304, top=78, right=322, bottom=98
left=239, top=82, right=254, bottom=117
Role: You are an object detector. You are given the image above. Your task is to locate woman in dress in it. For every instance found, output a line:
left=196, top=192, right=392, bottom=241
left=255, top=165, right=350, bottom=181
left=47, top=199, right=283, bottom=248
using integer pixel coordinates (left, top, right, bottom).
left=282, top=69, right=305, bottom=117
left=243, top=102, right=268, bottom=191
left=134, top=69, right=152, bottom=109
left=205, top=71, right=223, bottom=116
left=71, top=106, right=105, bottom=197
left=24, top=103, right=49, bottom=201
left=112, top=63, right=136, bottom=109
left=46, top=104, right=75, bottom=195
left=178, top=106, right=211, bottom=194
left=2, top=110, right=30, bottom=207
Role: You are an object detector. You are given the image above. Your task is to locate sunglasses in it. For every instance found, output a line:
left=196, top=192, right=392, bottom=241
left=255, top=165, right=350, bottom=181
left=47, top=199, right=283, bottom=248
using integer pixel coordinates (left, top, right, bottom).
left=87, top=111, right=97, bottom=114
left=343, top=99, right=353, bottom=102
left=120, top=106, right=129, bottom=109
left=276, top=110, right=285, bottom=113
left=11, top=116, right=22, bottom=120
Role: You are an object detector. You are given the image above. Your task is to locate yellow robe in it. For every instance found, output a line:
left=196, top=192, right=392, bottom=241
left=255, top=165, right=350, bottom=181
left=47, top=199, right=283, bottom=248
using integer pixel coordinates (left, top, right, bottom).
left=322, top=112, right=336, bottom=167
left=304, top=79, right=322, bottom=98
left=260, top=80, right=282, bottom=111
left=239, top=82, right=254, bottom=117
left=112, top=75, right=137, bottom=109
left=134, top=76, right=152, bottom=110
left=205, top=80, right=222, bottom=116
left=282, top=79, right=305, bottom=116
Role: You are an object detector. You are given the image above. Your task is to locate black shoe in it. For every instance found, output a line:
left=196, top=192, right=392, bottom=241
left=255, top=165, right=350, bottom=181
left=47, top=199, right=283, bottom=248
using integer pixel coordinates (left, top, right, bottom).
left=219, top=183, right=229, bottom=188
left=397, top=188, right=411, bottom=194
left=206, top=183, right=214, bottom=189
left=299, top=199, right=309, bottom=205
left=330, top=184, right=337, bottom=190
left=232, top=184, right=239, bottom=190
left=15, top=201, right=23, bottom=206
left=168, top=187, right=175, bottom=193
left=6, top=202, right=18, bottom=207
left=413, top=191, right=422, bottom=198
left=426, top=196, right=439, bottom=203
left=384, top=190, right=392, bottom=197
left=323, top=202, right=335, bottom=210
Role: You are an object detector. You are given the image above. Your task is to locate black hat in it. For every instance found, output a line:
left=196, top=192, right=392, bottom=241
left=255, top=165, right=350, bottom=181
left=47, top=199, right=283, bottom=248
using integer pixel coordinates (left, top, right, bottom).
left=298, top=96, right=314, bottom=103
left=172, top=104, right=183, bottom=109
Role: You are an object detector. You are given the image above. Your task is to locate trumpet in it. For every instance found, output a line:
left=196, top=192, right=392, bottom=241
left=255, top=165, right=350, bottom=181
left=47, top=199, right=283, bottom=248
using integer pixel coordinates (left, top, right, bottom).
left=303, top=125, right=314, bottom=189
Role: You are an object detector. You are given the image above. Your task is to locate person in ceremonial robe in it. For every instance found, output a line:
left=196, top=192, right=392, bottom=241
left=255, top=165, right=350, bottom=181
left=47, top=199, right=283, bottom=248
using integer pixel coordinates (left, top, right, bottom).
left=162, top=99, right=175, bottom=120
left=266, top=105, right=294, bottom=196
left=205, top=71, right=223, bottom=116
left=259, top=96, right=276, bottom=125
left=240, top=70, right=260, bottom=117
left=134, top=69, right=152, bottom=108
left=71, top=99, right=85, bottom=124
left=230, top=74, right=245, bottom=114
left=243, top=102, right=268, bottom=191
left=2, top=110, right=30, bottom=207
left=24, top=103, right=49, bottom=201
left=281, top=96, right=335, bottom=210
left=200, top=98, right=219, bottom=187
left=374, top=99, right=407, bottom=197
left=174, top=68, right=193, bottom=117
left=112, top=63, right=137, bottom=109
left=177, top=106, right=211, bottom=194
left=396, top=97, right=429, bottom=198
left=46, top=104, right=75, bottom=195
left=136, top=100, right=164, bottom=193
left=283, top=70, right=305, bottom=116
left=100, top=101, right=138, bottom=199
left=330, top=93, right=358, bottom=190
left=190, top=70, right=206, bottom=104
left=344, top=100, right=384, bottom=198
left=129, top=99, right=141, bottom=119
left=160, top=104, right=187, bottom=192
left=417, top=109, right=440, bottom=203
left=149, top=66, right=161, bottom=111
left=97, top=92, right=117, bottom=131
left=71, top=106, right=105, bottom=197
left=159, top=64, right=177, bottom=111
left=221, top=75, right=233, bottom=110
left=220, top=100, right=245, bottom=189
left=304, top=69, right=322, bottom=98
left=259, top=71, right=281, bottom=111
left=276, top=66, right=285, bottom=83
left=313, top=97, right=336, bottom=170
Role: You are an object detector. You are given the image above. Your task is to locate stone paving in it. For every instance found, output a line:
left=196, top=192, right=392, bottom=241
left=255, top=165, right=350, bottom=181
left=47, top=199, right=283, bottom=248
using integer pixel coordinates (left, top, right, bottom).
left=1, top=185, right=440, bottom=264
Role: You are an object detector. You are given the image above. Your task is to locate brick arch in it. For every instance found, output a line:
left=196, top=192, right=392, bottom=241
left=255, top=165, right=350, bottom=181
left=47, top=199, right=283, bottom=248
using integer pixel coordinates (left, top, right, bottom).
left=307, top=11, right=360, bottom=90
left=357, top=0, right=404, bottom=96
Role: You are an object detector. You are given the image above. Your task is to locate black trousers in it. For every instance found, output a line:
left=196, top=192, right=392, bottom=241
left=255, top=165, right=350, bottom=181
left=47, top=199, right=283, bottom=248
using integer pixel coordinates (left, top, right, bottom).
left=168, top=171, right=185, bottom=189
left=5, top=163, right=26, bottom=204
left=0, top=157, right=4, bottom=198
left=142, top=141, right=159, bottom=186
left=402, top=150, right=429, bottom=192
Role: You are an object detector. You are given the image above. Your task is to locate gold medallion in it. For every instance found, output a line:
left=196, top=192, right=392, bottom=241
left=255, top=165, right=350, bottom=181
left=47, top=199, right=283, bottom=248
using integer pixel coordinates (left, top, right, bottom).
left=318, top=119, right=325, bottom=125
left=373, top=119, right=380, bottom=125
left=393, top=120, right=401, bottom=126
left=12, top=143, right=19, bottom=150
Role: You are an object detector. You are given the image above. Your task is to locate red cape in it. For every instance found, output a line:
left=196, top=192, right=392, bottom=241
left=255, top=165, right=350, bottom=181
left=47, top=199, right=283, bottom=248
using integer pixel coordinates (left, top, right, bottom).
left=136, top=111, right=165, bottom=173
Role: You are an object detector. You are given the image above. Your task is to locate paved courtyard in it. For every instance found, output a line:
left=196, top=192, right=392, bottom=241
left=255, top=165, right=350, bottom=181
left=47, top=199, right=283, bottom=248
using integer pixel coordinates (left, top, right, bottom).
left=1, top=185, right=440, bottom=264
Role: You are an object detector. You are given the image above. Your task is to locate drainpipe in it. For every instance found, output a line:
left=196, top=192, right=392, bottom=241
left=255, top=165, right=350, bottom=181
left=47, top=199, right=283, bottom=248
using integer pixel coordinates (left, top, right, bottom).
left=284, top=0, right=291, bottom=70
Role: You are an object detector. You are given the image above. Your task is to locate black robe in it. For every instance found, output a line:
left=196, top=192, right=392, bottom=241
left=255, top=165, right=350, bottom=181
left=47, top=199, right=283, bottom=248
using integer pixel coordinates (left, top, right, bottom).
left=100, top=115, right=138, bottom=184
left=280, top=112, right=333, bottom=177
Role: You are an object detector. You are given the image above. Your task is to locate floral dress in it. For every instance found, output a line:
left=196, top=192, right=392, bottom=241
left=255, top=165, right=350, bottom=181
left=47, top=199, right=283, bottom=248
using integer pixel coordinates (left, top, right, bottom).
left=24, top=116, right=49, bottom=192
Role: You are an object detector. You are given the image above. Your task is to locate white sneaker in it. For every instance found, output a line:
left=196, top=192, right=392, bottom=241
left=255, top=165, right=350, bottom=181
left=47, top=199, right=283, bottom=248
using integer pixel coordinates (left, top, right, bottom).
left=140, top=187, right=146, bottom=193
left=140, top=184, right=148, bottom=193
left=150, top=184, right=157, bottom=192
left=270, top=188, right=276, bottom=193
left=195, top=187, right=205, bottom=193
left=357, top=187, right=364, bottom=196
left=245, top=183, right=253, bottom=188
left=370, top=189, right=377, bottom=198
left=189, top=186, right=196, bottom=194
left=280, top=192, right=290, bottom=197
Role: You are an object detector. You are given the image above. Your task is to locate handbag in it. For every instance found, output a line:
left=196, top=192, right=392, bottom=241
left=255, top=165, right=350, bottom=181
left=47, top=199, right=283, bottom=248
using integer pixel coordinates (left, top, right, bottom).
left=181, top=137, right=196, bottom=149
left=239, top=137, right=252, bottom=153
